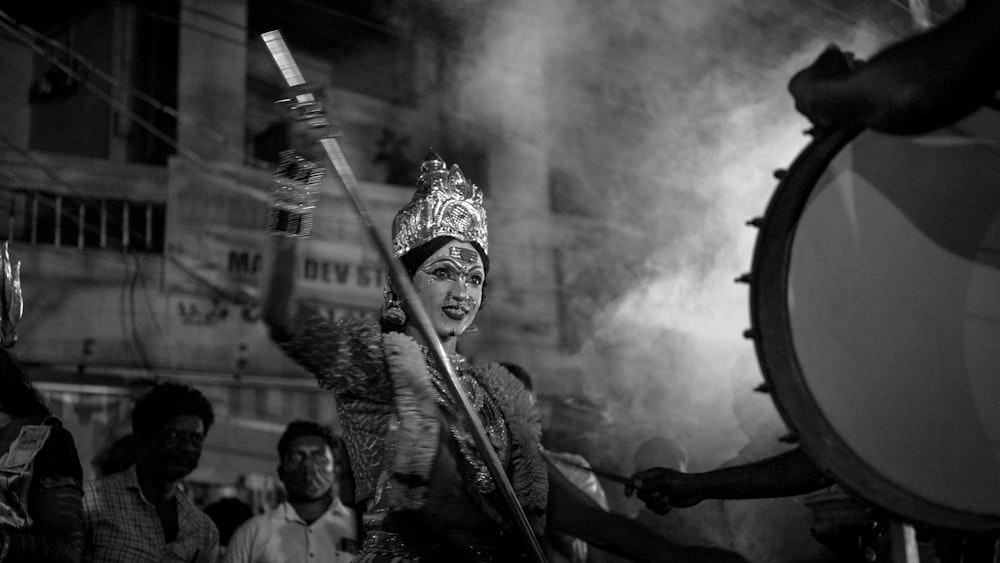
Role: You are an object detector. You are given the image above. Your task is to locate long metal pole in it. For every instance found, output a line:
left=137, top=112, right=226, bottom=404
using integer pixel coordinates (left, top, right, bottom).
left=261, top=30, right=547, bottom=563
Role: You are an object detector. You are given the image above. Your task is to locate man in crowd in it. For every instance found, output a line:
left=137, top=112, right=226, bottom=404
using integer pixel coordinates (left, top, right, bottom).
left=224, top=420, right=357, bottom=563
left=83, top=382, right=219, bottom=563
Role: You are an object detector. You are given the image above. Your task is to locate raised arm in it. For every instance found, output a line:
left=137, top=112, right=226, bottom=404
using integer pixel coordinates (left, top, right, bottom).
left=789, top=0, right=1000, bottom=134
left=261, top=235, right=299, bottom=342
left=260, top=84, right=332, bottom=342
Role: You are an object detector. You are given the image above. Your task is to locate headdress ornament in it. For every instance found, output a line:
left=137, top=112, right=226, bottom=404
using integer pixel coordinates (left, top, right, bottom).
left=391, top=151, right=488, bottom=258
left=0, top=241, right=22, bottom=348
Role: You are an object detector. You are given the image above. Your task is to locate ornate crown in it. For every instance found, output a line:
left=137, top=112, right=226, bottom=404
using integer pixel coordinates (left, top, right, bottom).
left=391, top=151, right=488, bottom=258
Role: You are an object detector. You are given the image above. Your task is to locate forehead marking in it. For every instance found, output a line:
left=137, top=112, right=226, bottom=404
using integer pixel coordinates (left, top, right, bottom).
left=448, top=246, right=479, bottom=264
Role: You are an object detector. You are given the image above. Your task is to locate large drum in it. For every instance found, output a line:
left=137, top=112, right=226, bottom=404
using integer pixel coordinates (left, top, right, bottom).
left=749, top=104, right=1000, bottom=531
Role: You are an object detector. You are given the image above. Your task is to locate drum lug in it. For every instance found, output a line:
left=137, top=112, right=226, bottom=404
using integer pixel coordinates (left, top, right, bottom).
left=754, top=382, right=771, bottom=394
left=778, top=432, right=799, bottom=444
left=773, top=168, right=788, bottom=180
left=742, top=328, right=757, bottom=340
left=745, top=217, right=764, bottom=228
left=734, top=273, right=752, bottom=284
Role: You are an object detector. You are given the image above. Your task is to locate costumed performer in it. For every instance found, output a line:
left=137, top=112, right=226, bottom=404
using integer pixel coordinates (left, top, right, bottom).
left=261, top=133, right=547, bottom=561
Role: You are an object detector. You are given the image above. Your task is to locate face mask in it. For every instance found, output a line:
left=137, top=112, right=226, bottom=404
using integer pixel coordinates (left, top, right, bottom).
left=283, top=462, right=334, bottom=501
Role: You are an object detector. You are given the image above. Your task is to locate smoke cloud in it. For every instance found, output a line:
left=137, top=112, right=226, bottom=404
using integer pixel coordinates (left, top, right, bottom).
left=409, top=0, right=973, bottom=557
left=433, top=0, right=906, bottom=482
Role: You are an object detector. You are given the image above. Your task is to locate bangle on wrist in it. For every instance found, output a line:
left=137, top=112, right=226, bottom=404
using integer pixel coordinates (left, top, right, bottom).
left=266, top=207, right=314, bottom=239
left=266, top=150, right=322, bottom=239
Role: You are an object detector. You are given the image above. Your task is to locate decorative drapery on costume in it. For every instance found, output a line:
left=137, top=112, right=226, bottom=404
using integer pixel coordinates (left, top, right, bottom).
left=0, top=414, right=54, bottom=530
left=0, top=414, right=83, bottom=563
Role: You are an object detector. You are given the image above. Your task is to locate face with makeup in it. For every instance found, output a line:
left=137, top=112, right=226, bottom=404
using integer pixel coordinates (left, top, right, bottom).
left=410, top=240, right=485, bottom=342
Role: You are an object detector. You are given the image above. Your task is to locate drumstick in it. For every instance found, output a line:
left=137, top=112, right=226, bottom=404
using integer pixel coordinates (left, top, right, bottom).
left=545, top=452, right=644, bottom=489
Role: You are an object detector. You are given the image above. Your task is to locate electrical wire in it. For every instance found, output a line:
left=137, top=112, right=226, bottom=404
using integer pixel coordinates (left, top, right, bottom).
left=1, top=0, right=915, bottom=164
left=5, top=7, right=239, bottom=159
left=885, top=0, right=948, bottom=26
left=0, top=8, right=277, bottom=197
left=0, top=10, right=206, bottom=166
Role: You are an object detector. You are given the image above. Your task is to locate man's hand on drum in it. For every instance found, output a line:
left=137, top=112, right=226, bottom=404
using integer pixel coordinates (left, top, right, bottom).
left=625, top=467, right=704, bottom=515
left=787, top=0, right=1000, bottom=135
left=787, top=45, right=865, bottom=131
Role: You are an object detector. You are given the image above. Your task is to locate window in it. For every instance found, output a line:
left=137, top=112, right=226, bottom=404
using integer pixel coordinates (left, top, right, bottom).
left=1, top=190, right=165, bottom=253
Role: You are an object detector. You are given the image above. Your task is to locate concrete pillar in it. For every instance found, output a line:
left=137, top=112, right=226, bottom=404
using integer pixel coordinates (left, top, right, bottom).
left=468, top=1, right=560, bottom=365
left=176, top=0, right=247, bottom=164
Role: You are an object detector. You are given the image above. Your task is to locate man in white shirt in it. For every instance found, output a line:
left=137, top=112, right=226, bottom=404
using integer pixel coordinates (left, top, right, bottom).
left=225, top=421, right=357, bottom=563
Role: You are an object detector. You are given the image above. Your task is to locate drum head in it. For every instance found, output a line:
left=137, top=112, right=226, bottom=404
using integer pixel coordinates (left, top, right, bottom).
left=751, top=106, right=1000, bottom=530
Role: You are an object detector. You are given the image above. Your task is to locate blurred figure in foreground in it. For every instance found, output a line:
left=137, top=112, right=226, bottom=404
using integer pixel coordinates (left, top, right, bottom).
left=0, top=242, right=85, bottom=563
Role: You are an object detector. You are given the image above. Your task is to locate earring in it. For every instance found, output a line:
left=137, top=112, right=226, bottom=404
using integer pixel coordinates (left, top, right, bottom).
left=382, top=294, right=406, bottom=326
left=381, top=277, right=406, bottom=326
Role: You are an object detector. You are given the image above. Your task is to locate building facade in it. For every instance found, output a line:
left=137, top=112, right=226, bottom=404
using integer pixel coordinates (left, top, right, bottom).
left=0, top=0, right=583, bottom=486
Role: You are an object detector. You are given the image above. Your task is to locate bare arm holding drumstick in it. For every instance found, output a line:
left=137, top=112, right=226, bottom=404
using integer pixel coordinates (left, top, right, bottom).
left=627, top=447, right=831, bottom=514
left=789, top=0, right=1000, bottom=135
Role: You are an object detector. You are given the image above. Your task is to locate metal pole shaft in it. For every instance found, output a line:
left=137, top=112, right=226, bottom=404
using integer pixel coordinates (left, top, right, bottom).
left=262, top=30, right=547, bottom=563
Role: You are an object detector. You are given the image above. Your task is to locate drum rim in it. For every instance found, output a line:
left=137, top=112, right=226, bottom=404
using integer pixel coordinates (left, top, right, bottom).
left=749, top=124, right=1000, bottom=531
